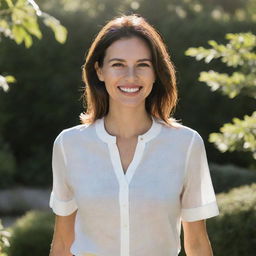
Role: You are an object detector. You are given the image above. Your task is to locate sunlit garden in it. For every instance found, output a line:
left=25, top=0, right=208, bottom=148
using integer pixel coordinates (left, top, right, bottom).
left=0, top=0, right=255, bottom=255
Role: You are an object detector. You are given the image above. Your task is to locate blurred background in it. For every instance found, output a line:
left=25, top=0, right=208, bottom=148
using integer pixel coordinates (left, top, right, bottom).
left=0, top=0, right=255, bottom=255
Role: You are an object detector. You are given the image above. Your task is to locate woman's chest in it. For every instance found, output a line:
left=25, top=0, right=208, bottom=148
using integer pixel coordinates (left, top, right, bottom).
left=65, top=140, right=186, bottom=203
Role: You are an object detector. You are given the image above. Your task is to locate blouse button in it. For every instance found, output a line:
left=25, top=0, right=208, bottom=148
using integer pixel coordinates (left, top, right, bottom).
left=140, top=137, right=143, bottom=140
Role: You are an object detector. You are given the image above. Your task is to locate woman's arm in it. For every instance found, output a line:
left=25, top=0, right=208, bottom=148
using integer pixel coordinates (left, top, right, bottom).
left=182, top=219, right=213, bottom=256
left=49, top=210, right=77, bottom=256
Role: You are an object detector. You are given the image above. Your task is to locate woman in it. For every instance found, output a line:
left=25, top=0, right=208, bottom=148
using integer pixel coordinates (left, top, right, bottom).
left=49, top=14, right=219, bottom=256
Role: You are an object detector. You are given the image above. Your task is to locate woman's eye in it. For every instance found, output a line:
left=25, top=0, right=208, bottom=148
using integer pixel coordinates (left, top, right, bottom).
left=112, top=63, right=123, bottom=67
left=138, top=63, right=150, bottom=67
left=111, top=63, right=150, bottom=68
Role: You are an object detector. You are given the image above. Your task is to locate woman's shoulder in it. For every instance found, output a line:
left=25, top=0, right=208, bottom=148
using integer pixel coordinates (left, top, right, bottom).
left=158, top=118, right=202, bottom=141
left=53, top=122, right=94, bottom=144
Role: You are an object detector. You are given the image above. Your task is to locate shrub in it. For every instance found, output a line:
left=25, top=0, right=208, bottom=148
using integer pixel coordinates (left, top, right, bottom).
left=5, top=210, right=54, bottom=256
left=209, top=162, right=256, bottom=193
left=179, top=183, right=256, bottom=256
left=207, top=183, right=256, bottom=255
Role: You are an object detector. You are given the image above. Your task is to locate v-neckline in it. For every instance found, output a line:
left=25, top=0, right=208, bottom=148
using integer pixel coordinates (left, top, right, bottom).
left=116, top=137, right=138, bottom=175
left=115, top=136, right=141, bottom=176
left=95, top=115, right=162, bottom=184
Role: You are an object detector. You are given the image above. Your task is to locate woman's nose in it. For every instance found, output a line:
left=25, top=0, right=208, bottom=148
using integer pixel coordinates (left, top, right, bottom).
left=125, top=67, right=137, bottom=79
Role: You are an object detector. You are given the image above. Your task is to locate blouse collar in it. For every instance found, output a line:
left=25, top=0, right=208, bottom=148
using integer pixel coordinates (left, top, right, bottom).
left=95, top=115, right=162, bottom=144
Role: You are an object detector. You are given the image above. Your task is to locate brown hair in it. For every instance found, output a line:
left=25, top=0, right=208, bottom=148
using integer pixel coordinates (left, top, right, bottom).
left=80, top=13, right=181, bottom=127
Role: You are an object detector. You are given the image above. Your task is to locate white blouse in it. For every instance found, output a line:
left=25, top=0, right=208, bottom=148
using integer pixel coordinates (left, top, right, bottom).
left=49, top=115, right=219, bottom=256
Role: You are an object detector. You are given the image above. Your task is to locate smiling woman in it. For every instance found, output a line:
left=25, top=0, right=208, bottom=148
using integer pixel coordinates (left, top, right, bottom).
left=49, top=14, right=219, bottom=256
left=80, top=14, right=178, bottom=127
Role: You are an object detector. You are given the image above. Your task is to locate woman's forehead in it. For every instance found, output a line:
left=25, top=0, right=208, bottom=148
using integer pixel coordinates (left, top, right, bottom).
left=104, top=37, right=152, bottom=60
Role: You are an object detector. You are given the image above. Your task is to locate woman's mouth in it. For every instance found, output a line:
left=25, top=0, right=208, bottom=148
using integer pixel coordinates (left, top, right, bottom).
left=118, top=86, right=142, bottom=95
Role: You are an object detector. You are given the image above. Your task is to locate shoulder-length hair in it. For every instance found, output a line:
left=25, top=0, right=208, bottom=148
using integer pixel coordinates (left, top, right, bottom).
left=80, top=13, right=181, bottom=127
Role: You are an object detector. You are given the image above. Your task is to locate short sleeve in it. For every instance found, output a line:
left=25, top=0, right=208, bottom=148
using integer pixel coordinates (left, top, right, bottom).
left=49, top=132, right=78, bottom=216
left=180, top=131, right=219, bottom=222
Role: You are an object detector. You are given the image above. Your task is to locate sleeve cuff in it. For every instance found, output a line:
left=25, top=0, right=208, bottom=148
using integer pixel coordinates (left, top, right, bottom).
left=181, top=201, right=220, bottom=222
left=49, top=191, right=78, bottom=216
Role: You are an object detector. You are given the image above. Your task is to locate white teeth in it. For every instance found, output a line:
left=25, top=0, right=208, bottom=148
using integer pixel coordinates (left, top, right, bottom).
left=119, top=87, right=140, bottom=93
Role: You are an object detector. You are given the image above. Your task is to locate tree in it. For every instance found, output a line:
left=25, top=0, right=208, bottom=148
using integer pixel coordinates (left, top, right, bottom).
left=185, top=32, right=256, bottom=160
left=0, top=1, right=67, bottom=254
left=0, top=0, right=67, bottom=92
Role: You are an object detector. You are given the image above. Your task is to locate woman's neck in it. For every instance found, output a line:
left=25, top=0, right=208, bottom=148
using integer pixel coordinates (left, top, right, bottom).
left=104, top=111, right=152, bottom=139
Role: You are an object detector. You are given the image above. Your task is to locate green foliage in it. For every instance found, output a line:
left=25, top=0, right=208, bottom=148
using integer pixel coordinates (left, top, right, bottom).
left=209, top=112, right=256, bottom=159
left=179, top=183, right=256, bottom=256
left=0, top=75, right=16, bottom=92
left=209, top=162, right=256, bottom=193
left=199, top=70, right=255, bottom=98
left=10, top=0, right=42, bottom=47
left=0, top=219, right=10, bottom=256
left=42, top=13, right=67, bottom=43
left=0, top=0, right=67, bottom=91
left=207, top=183, right=256, bottom=255
left=0, top=0, right=67, bottom=47
left=185, top=32, right=256, bottom=160
left=6, top=210, right=54, bottom=256
left=185, top=32, right=256, bottom=98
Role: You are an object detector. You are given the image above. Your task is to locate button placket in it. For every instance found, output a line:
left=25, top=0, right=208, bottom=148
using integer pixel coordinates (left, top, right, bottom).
left=120, top=181, right=129, bottom=256
left=94, top=116, right=163, bottom=256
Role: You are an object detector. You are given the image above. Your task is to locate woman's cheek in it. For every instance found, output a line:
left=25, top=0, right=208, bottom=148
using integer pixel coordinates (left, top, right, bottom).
left=107, top=69, right=122, bottom=77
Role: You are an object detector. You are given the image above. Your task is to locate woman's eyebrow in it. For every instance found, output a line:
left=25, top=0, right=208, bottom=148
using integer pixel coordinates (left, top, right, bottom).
left=108, top=58, right=152, bottom=63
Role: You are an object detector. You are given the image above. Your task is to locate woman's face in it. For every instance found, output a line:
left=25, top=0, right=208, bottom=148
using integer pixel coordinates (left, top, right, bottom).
left=95, top=36, right=156, bottom=109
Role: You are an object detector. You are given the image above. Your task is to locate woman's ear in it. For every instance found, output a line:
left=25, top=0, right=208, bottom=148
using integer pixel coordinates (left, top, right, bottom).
left=94, top=61, right=104, bottom=82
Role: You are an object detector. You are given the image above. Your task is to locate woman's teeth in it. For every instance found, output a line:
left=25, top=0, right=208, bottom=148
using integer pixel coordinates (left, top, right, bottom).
left=118, top=87, right=141, bottom=93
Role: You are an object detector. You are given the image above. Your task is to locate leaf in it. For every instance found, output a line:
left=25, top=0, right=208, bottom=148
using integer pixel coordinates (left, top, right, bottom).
left=208, top=40, right=218, bottom=47
left=43, top=15, right=67, bottom=44
left=4, top=0, right=14, bottom=8
left=15, top=0, right=27, bottom=7
left=209, top=112, right=256, bottom=158
left=22, top=16, right=42, bottom=39
left=0, top=75, right=16, bottom=92
left=12, top=25, right=26, bottom=44
left=0, top=19, right=9, bottom=29
left=0, top=19, right=12, bottom=37
left=23, top=32, right=32, bottom=47
left=12, top=24, right=34, bottom=48
left=5, top=75, right=16, bottom=83
left=205, top=51, right=216, bottom=63
left=11, top=7, right=27, bottom=23
left=185, top=47, right=200, bottom=57
left=195, top=53, right=205, bottom=61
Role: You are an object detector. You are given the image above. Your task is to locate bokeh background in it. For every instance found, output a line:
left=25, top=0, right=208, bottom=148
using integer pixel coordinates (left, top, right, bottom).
left=0, top=0, right=255, bottom=255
